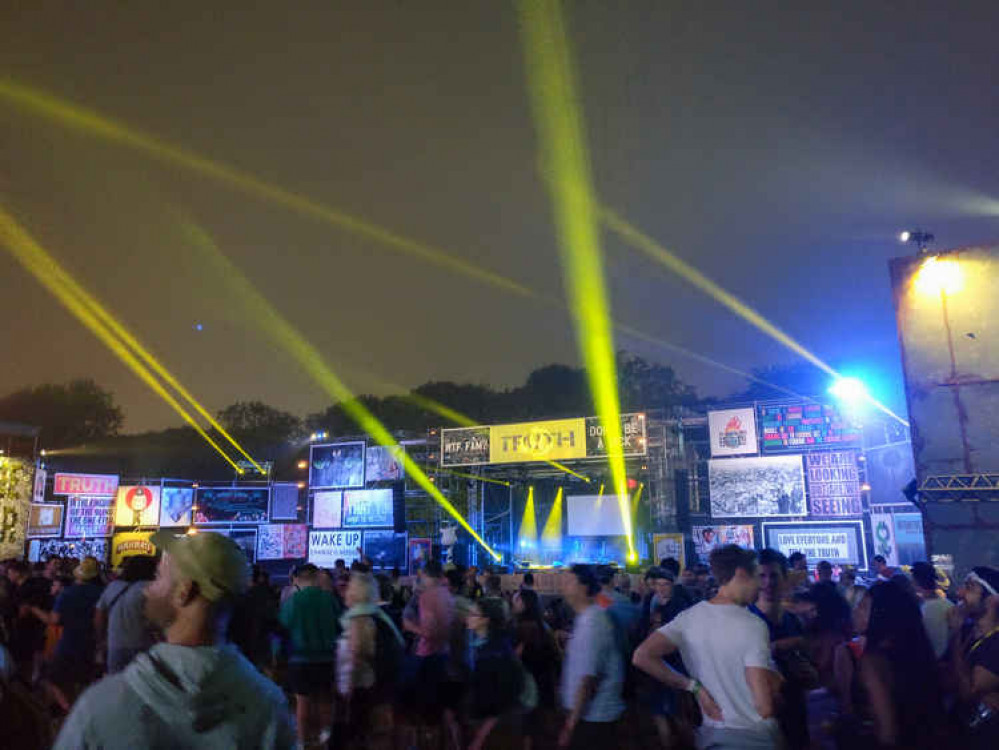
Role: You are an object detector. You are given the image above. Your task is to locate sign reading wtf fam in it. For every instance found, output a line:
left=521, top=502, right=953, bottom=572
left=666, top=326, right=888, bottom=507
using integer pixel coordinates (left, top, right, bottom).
left=441, top=413, right=647, bottom=467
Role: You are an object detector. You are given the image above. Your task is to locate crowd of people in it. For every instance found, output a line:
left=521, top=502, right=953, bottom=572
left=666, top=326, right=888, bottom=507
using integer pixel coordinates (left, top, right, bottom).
left=2, top=535, right=998, bottom=749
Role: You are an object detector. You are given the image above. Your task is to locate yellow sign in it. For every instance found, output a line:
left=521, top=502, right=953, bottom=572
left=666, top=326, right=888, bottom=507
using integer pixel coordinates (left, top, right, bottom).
left=489, top=418, right=586, bottom=464
left=111, top=531, right=157, bottom=567
left=652, top=533, right=686, bottom=573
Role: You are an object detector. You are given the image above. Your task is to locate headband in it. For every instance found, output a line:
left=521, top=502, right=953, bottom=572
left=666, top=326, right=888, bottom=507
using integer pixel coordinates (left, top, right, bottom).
left=967, top=571, right=998, bottom=597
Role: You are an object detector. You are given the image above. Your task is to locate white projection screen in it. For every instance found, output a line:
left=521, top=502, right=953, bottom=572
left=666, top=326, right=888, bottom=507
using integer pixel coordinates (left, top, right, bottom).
left=567, top=495, right=628, bottom=536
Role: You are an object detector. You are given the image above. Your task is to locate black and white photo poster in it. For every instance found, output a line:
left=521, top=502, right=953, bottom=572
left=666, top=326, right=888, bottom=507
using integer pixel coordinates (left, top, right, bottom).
left=709, top=455, right=805, bottom=517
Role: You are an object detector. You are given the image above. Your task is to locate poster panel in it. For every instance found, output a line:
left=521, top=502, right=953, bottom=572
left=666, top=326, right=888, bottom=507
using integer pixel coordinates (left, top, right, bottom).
left=709, top=455, right=805, bottom=517
left=652, top=533, right=685, bottom=571
left=865, top=442, right=917, bottom=506
left=159, top=487, right=195, bottom=527
left=312, top=491, right=343, bottom=528
left=310, top=442, right=365, bottom=489
left=763, top=521, right=866, bottom=567
left=870, top=512, right=899, bottom=567
left=53, top=473, right=119, bottom=497
left=363, top=530, right=408, bottom=571
left=33, top=468, right=47, bottom=504
left=759, top=403, right=861, bottom=453
left=692, top=525, right=755, bottom=562
left=29, top=537, right=109, bottom=563
left=489, top=418, right=587, bottom=465
left=365, top=445, right=405, bottom=483
left=270, top=483, right=300, bottom=521
left=708, top=408, right=759, bottom=457
left=893, top=513, right=925, bottom=566
left=27, top=503, right=64, bottom=538
left=584, top=413, right=648, bottom=458
left=0, top=457, right=33, bottom=559
left=408, top=537, right=431, bottom=573
left=213, top=528, right=258, bottom=563
left=309, top=529, right=362, bottom=567
left=257, top=524, right=309, bottom=560
left=64, top=496, right=115, bottom=539
left=111, top=531, right=157, bottom=567
left=342, top=489, right=394, bottom=528
left=805, top=451, right=862, bottom=516
left=194, top=487, right=269, bottom=524
left=440, top=427, right=491, bottom=467
left=114, top=485, right=162, bottom=527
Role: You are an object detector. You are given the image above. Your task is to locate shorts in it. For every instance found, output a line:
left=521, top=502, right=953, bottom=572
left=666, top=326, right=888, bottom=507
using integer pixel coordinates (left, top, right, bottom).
left=287, top=661, right=334, bottom=697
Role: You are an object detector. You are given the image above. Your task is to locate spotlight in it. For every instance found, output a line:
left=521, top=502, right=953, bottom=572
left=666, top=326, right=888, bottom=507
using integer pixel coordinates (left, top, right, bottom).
left=914, top=256, right=963, bottom=297
left=829, top=377, right=869, bottom=405
left=39, top=449, right=47, bottom=457
left=297, top=481, right=306, bottom=489
left=899, top=231, right=911, bottom=243
left=861, top=483, right=872, bottom=492
left=297, top=460, right=308, bottom=470
left=899, top=229, right=934, bottom=251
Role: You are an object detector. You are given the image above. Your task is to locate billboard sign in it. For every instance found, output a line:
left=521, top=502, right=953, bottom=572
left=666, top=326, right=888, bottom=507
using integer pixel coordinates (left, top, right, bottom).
left=342, top=489, right=394, bottom=528
left=27, top=503, right=64, bottom=538
left=709, top=455, right=806, bottom=517
left=652, top=533, right=685, bottom=571
left=708, top=408, right=758, bottom=457
left=111, top=531, right=157, bottom=567
left=114, top=485, right=161, bottom=527
left=257, top=523, right=309, bottom=561
left=584, top=413, right=647, bottom=458
left=194, top=487, right=270, bottom=525
left=159, top=487, right=195, bottom=527
left=53, top=473, right=118, bottom=497
left=310, top=442, right=365, bottom=489
left=309, top=529, right=362, bottom=567
left=763, top=520, right=866, bottom=567
left=893, top=513, right=926, bottom=566
left=363, top=530, right=408, bottom=571
left=440, top=427, right=491, bottom=467
left=759, top=403, right=861, bottom=453
left=365, top=445, right=405, bottom=483
left=64, top=496, right=115, bottom=539
left=312, top=491, right=343, bottom=528
left=805, top=451, right=862, bottom=516
left=692, top=525, right=754, bottom=563
left=29, top=537, right=108, bottom=563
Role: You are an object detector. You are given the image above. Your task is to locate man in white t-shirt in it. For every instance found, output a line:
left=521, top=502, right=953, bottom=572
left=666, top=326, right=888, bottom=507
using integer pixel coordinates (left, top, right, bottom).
left=911, top=561, right=954, bottom=659
left=633, top=545, right=782, bottom=749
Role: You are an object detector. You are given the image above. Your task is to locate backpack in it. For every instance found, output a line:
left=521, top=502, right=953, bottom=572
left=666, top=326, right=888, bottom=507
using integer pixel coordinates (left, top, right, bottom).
left=373, top=614, right=404, bottom=691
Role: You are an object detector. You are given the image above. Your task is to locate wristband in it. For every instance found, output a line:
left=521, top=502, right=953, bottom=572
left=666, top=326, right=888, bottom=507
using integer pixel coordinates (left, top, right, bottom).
left=689, top=679, right=702, bottom=696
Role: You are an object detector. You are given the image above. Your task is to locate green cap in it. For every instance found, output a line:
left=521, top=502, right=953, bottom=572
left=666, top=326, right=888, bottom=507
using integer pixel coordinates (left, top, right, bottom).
left=150, top=530, right=249, bottom=602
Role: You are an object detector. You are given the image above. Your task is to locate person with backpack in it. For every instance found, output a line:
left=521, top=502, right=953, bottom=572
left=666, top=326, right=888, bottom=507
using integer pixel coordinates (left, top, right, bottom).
left=337, top=570, right=404, bottom=749
left=94, top=555, right=158, bottom=674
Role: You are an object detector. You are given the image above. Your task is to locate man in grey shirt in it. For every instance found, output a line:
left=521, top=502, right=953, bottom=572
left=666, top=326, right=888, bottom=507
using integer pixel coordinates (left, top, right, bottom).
left=559, top=564, right=625, bottom=749
left=95, top=555, right=157, bottom=674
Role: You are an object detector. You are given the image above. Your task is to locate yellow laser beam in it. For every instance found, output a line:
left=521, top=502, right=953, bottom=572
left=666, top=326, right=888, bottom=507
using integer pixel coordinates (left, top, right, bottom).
left=0, top=79, right=534, bottom=301
left=0, top=207, right=244, bottom=474
left=631, top=482, right=645, bottom=516
left=518, top=0, right=633, bottom=556
left=178, top=220, right=501, bottom=560
left=541, top=487, right=564, bottom=547
left=518, top=486, right=538, bottom=551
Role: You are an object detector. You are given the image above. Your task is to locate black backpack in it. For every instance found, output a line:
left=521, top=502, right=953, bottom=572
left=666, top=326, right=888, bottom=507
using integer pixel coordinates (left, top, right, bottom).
left=373, top=614, right=404, bottom=691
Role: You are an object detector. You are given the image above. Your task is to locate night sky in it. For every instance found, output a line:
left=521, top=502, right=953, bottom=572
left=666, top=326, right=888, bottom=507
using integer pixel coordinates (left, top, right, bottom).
left=1, top=3, right=997, bottom=432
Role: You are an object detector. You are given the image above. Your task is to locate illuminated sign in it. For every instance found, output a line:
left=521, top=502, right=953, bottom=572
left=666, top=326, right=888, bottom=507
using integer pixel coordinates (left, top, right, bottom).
left=53, top=473, right=119, bottom=497
left=441, top=413, right=647, bottom=467
left=759, top=404, right=861, bottom=453
left=805, top=451, right=861, bottom=516
left=763, top=520, right=866, bottom=567
left=111, top=531, right=157, bottom=567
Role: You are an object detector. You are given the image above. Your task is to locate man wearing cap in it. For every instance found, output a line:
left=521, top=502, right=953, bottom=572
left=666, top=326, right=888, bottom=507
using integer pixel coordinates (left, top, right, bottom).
left=53, top=531, right=294, bottom=749
left=950, top=566, right=999, bottom=745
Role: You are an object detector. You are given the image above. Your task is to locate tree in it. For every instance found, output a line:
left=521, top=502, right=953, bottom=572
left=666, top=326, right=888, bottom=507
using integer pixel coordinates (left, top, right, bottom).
left=0, top=379, right=124, bottom=448
left=617, top=351, right=699, bottom=412
left=728, top=362, right=834, bottom=402
left=217, top=401, right=303, bottom=445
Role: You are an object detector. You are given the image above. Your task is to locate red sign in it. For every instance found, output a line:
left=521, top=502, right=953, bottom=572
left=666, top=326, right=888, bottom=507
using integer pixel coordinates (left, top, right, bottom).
left=53, top=473, right=119, bottom=497
left=125, top=486, right=154, bottom=512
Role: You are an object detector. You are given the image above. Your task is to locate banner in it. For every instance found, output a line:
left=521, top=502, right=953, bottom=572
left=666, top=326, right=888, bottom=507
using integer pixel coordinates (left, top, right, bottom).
left=652, top=533, right=685, bottom=571
left=27, top=503, right=63, bottom=538
left=310, top=442, right=365, bottom=489
left=0, top=457, right=33, bottom=559
left=29, top=537, right=108, bottom=563
left=870, top=512, right=898, bottom=567
left=865, top=442, right=916, bottom=506
left=490, top=418, right=586, bottom=464
left=708, top=408, right=758, bottom=457
left=763, top=521, right=866, bottom=567
left=115, top=485, right=161, bottom=527
left=214, top=528, right=258, bottom=563
left=65, top=496, right=115, bottom=538
left=194, top=487, right=269, bottom=525
left=363, top=530, right=408, bottom=571
left=257, top=524, right=309, bottom=560
left=159, top=487, right=195, bottom=527
left=584, top=413, right=648, bottom=458
left=270, top=483, right=300, bottom=521
left=805, top=451, right=862, bottom=516
left=312, top=491, right=343, bottom=528
left=893, top=513, right=925, bottom=566
left=342, top=489, right=394, bottom=528
left=692, top=525, right=754, bottom=562
left=759, top=403, right=861, bottom=453
left=308, top=529, right=362, bottom=567
left=111, top=531, right=157, bottom=567
left=53, top=473, right=118, bottom=497
left=709, top=455, right=805, bottom=517
left=408, top=537, right=431, bottom=572
left=441, top=427, right=491, bottom=467
left=365, top=445, right=405, bottom=483
left=33, top=468, right=47, bottom=503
